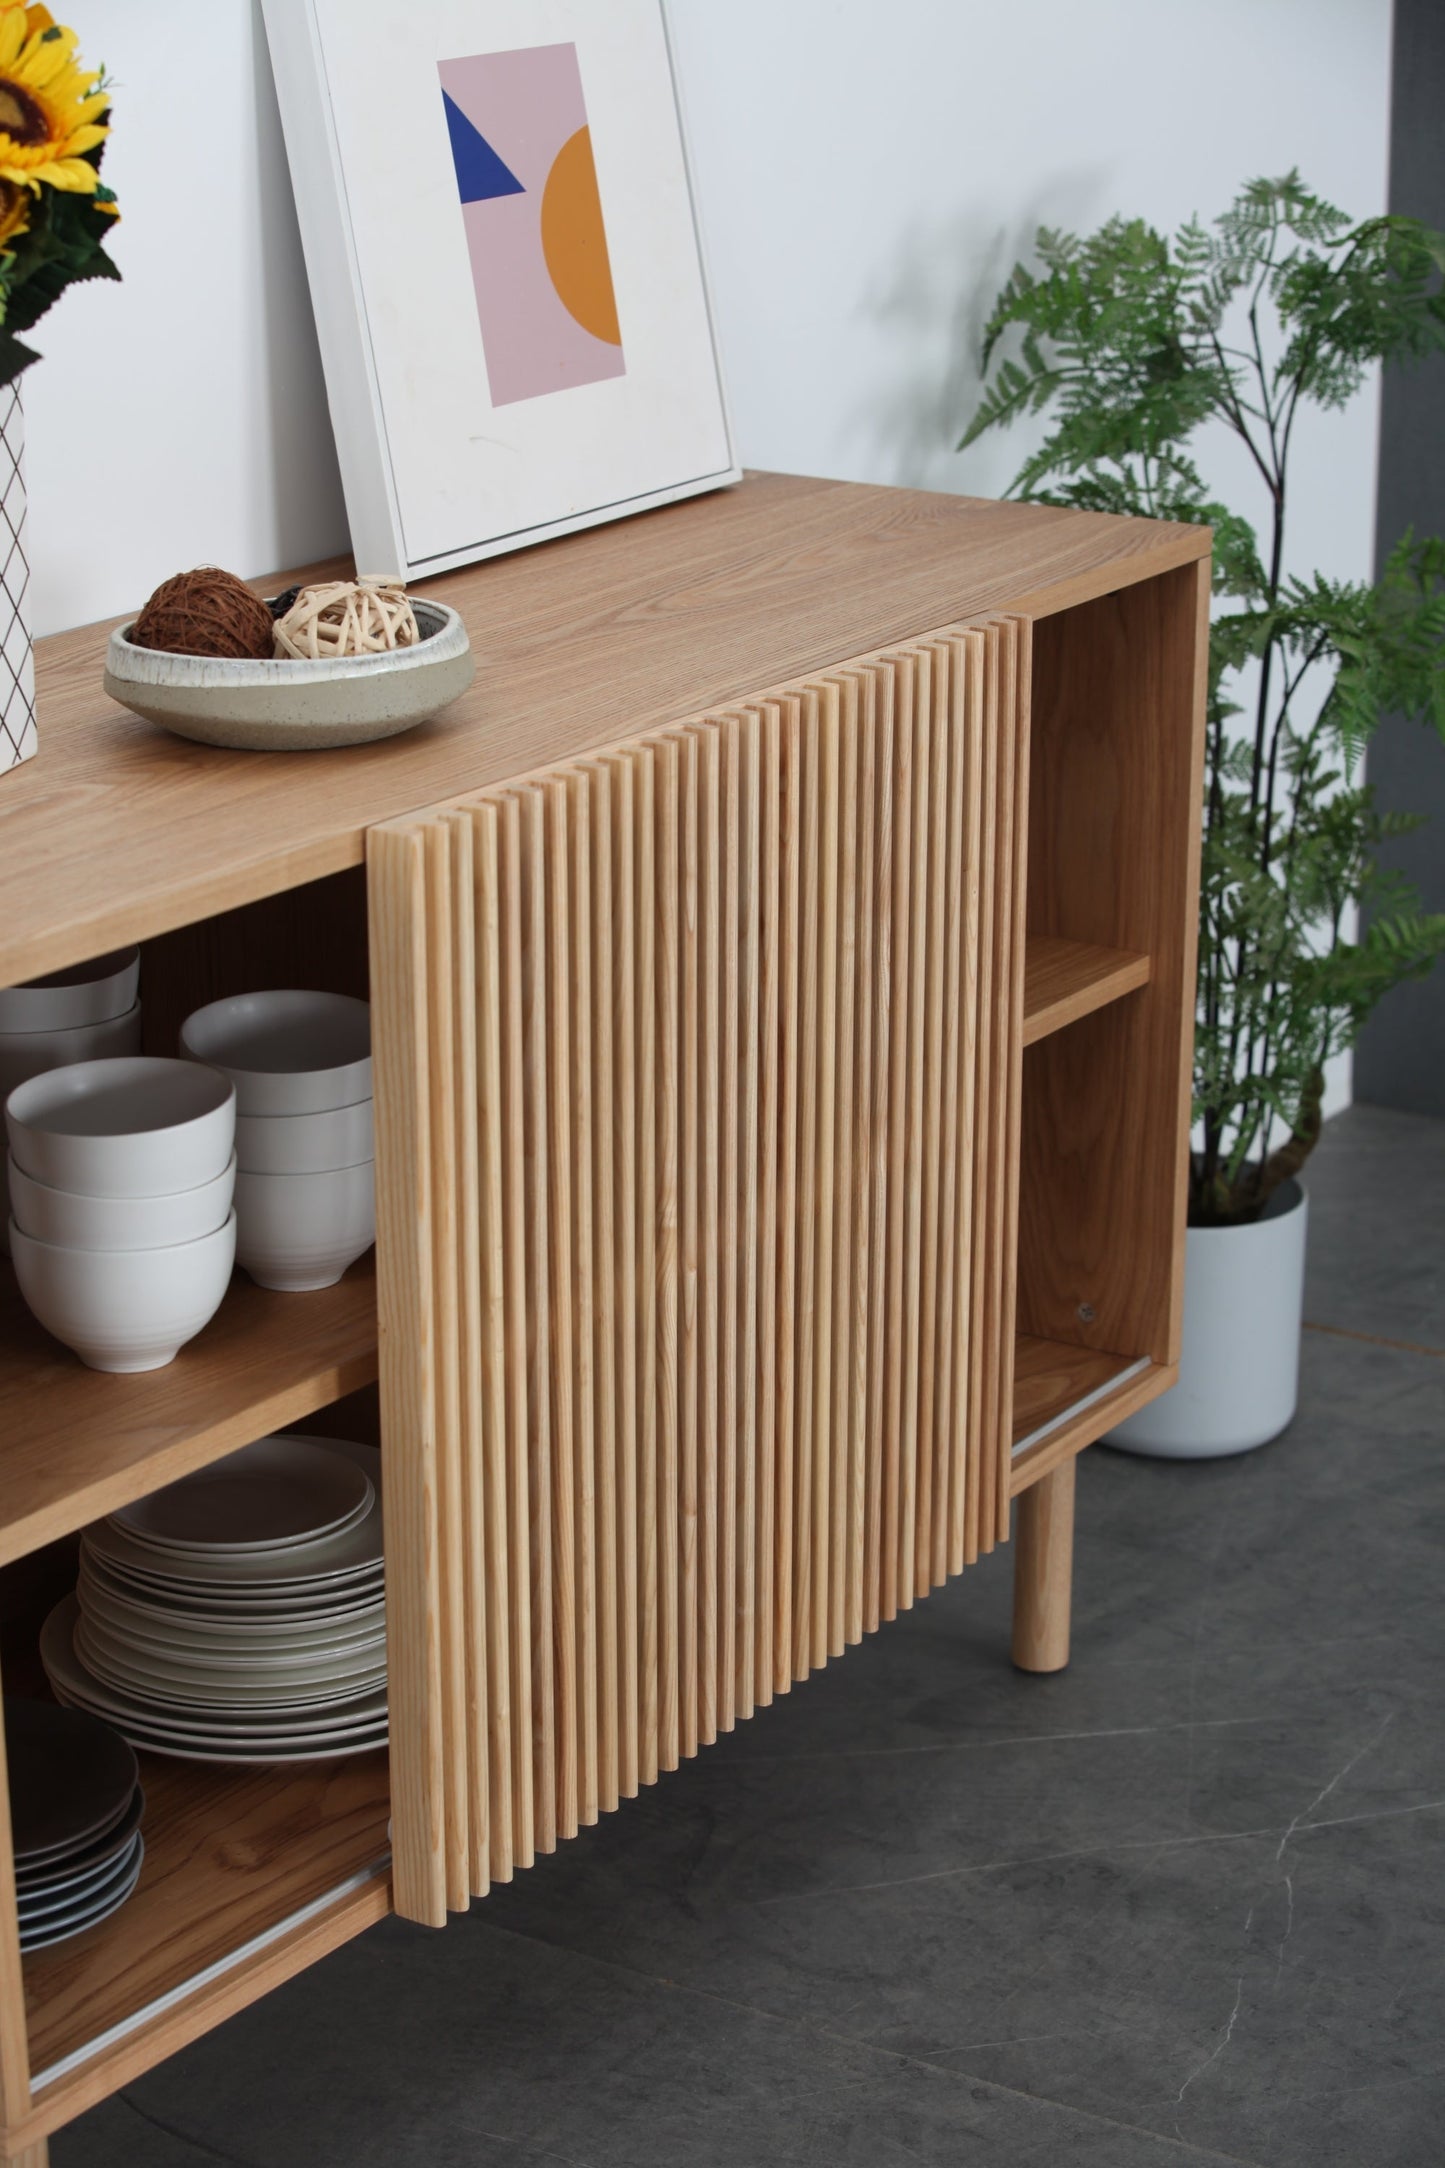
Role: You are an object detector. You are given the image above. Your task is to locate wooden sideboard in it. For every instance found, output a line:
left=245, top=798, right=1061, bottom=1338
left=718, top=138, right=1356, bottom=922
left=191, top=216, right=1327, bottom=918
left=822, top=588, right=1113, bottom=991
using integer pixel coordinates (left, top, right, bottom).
left=0, top=471, right=1209, bottom=2158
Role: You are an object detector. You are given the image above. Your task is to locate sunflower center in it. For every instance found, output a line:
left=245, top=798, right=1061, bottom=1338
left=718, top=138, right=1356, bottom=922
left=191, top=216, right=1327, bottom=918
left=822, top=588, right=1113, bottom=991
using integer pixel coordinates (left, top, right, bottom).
left=0, top=78, right=50, bottom=144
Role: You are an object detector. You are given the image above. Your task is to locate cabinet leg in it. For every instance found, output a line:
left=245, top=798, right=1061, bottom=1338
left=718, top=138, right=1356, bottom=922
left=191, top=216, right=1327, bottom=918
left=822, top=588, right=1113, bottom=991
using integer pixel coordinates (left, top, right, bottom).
left=1011, top=1457, right=1076, bottom=1673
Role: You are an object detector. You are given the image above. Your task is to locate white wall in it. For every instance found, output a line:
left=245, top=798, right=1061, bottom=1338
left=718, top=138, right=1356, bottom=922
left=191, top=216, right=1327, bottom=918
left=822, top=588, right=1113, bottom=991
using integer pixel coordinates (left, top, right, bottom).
left=27, top=0, right=1391, bottom=1099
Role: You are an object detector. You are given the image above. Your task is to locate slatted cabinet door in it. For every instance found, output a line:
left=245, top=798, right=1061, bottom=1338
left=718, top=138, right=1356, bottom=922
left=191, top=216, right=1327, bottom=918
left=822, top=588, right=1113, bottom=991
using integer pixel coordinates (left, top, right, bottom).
left=369, top=619, right=1028, bottom=1926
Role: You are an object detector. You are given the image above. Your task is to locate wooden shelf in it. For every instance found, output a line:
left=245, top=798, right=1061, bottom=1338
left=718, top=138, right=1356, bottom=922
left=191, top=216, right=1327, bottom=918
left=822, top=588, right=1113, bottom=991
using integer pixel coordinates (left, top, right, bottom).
left=21, top=1747, right=389, bottom=2140
left=1022, top=934, right=1151, bottom=1045
left=1009, top=1334, right=1170, bottom=1496
left=0, top=1256, right=378, bottom=1570
left=1, top=475, right=1210, bottom=986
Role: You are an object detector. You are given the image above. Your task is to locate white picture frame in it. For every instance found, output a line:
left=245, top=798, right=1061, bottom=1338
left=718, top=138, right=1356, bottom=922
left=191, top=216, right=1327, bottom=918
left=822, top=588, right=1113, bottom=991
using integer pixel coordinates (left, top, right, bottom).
left=261, top=0, right=739, bottom=580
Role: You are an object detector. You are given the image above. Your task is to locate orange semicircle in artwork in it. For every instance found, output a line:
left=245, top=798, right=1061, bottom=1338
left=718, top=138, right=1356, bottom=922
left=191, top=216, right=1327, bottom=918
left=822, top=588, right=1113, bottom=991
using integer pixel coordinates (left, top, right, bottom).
left=541, top=125, right=622, bottom=346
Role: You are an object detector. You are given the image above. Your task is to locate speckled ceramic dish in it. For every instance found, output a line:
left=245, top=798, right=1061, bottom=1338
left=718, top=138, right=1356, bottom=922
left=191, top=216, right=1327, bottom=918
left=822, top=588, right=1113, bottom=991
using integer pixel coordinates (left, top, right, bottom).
left=102, top=597, right=474, bottom=752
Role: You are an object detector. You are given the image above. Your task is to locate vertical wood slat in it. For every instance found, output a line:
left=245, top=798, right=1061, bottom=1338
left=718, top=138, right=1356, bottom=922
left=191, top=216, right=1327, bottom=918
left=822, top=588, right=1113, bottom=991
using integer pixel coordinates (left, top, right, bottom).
left=810, top=684, right=841, bottom=1674
left=655, top=741, right=681, bottom=1773
left=863, top=660, right=895, bottom=1636
left=0, top=1662, right=35, bottom=2133
left=736, top=714, right=762, bottom=1721
left=496, top=797, right=535, bottom=1869
left=375, top=611, right=1024, bottom=1924
left=517, top=788, right=556, bottom=1854
left=674, top=734, right=701, bottom=1759
left=421, top=822, right=470, bottom=1913
left=717, top=720, right=740, bottom=1728
left=829, top=678, right=859, bottom=1659
left=443, top=810, right=490, bottom=1896
left=367, top=824, right=446, bottom=1926
left=581, top=765, right=619, bottom=1817
left=773, top=696, right=801, bottom=1698
left=471, top=805, right=514, bottom=1885
left=568, top=775, right=599, bottom=1822
left=754, top=704, right=782, bottom=1705
left=606, top=755, right=640, bottom=1801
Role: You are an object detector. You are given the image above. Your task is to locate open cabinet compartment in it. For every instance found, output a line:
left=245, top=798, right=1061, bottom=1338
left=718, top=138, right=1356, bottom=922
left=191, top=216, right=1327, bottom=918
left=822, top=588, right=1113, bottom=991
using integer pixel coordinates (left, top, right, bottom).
left=0, top=873, right=393, bottom=2155
left=1010, top=561, right=1208, bottom=1492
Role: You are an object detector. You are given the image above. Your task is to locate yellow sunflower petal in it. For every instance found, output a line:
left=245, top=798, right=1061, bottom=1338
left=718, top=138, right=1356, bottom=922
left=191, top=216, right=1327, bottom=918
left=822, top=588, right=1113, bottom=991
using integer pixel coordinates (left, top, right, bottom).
left=25, top=153, right=98, bottom=191
left=0, top=15, right=25, bottom=67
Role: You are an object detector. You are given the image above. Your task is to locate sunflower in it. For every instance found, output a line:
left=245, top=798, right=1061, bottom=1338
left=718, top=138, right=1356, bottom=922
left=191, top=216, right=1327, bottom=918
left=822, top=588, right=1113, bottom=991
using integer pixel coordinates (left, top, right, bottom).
left=0, top=5, right=109, bottom=197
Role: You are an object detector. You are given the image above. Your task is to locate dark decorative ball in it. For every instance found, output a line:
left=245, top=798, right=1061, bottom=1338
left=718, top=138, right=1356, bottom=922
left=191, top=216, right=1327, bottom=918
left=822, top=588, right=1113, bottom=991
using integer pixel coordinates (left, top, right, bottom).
left=268, top=585, right=303, bottom=620
left=132, top=567, right=276, bottom=660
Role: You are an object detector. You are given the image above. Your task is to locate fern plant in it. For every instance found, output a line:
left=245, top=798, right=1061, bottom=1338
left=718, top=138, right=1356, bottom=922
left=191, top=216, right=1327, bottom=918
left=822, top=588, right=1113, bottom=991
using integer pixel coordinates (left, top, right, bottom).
left=961, top=173, right=1445, bottom=1224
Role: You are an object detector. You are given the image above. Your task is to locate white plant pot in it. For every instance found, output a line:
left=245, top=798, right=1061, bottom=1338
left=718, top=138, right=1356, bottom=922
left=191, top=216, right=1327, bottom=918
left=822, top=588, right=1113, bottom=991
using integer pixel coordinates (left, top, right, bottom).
left=1106, top=1179, right=1308, bottom=1459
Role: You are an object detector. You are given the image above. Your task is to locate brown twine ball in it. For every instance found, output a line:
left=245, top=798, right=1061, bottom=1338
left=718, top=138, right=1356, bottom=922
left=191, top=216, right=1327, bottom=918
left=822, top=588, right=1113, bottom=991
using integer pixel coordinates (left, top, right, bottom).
left=132, top=567, right=277, bottom=660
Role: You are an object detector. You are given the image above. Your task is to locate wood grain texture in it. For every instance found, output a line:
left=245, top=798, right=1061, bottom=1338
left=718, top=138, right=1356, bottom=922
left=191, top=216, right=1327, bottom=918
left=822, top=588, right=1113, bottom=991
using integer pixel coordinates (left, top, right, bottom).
left=773, top=698, right=801, bottom=1698
left=754, top=705, right=782, bottom=1703
left=23, top=1751, right=388, bottom=2127
left=1018, top=563, right=1209, bottom=1368
left=0, top=1662, right=32, bottom=2133
left=654, top=743, right=680, bottom=1775
left=470, top=803, right=514, bottom=1884
left=1022, top=936, right=1151, bottom=1044
left=6, top=475, right=1208, bottom=988
left=367, top=826, right=446, bottom=1927
left=1009, top=1358, right=1176, bottom=1495
left=673, top=734, right=700, bottom=1758
left=717, top=720, right=740, bottom=1727
left=517, top=787, right=556, bottom=1855
left=0, top=1261, right=377, bottom=1572
left=497, top=795, right=536, bottom=1868
left=1011, top=1458, right=1075, bottom=1673
left=422, top=821, right=470, bottom=1912
left=568, top=773, right=599, bottom=1822
left=582, top=764, right=620, bottom=1814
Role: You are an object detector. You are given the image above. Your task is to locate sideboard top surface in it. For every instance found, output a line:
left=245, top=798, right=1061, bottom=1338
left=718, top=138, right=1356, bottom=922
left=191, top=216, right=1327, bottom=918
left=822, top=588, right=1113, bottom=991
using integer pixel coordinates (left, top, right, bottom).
left=1, top=470, right=1208, bottom=982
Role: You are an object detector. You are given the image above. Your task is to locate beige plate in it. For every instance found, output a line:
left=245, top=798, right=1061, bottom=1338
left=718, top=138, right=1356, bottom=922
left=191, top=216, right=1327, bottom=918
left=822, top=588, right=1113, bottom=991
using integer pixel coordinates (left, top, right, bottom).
left=102, top=597, right=475, bottom=752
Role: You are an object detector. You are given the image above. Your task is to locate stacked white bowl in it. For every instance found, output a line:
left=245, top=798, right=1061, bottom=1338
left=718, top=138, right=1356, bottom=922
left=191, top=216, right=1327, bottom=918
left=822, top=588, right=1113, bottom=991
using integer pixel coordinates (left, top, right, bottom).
left=0, top=949, right=142, bottom=1256
left=181, top=992, right=375, bottom=1292
left=5, top=1058, right=237, bottom=1372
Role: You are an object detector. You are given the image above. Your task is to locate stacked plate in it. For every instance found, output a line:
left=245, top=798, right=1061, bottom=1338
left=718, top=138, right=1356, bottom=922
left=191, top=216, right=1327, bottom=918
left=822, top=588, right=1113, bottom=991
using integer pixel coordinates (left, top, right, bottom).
left=42, top=1436, right=386, bottom=1765
left=6, top=1699, right=144, bottom=1952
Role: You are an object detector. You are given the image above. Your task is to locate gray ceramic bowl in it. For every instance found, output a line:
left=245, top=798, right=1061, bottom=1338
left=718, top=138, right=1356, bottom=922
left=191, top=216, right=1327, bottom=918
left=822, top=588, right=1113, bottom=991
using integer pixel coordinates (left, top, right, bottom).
left=103, top=598, right=474, bottom=752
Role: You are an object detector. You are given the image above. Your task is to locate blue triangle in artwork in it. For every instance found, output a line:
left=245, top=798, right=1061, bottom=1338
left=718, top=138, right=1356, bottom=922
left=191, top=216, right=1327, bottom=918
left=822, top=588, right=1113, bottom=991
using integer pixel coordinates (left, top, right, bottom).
left=442, top=91, right=524, bottom=203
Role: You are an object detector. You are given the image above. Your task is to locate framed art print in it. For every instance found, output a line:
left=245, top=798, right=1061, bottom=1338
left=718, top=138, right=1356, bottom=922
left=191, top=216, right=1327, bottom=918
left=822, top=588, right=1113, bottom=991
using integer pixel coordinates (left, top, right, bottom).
left=262, top=0, right=740, bottom=579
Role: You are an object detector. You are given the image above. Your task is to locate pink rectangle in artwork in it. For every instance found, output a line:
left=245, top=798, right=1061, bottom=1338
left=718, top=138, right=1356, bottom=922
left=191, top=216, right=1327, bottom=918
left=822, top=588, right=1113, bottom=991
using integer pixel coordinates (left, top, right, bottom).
left=439, top=43, right=626, bottom=408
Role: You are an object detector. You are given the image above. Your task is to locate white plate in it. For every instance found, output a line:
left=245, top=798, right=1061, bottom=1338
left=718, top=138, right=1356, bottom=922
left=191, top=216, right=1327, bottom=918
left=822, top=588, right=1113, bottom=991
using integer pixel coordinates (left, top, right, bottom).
left=111, top=1436, right=373, bottom=1556
left=75, top=1614, right=386, bottom=1694
left=83, top=1499, right=383, bottom=1589
left=56, top=1702, right=388, bottom=1766
left=78, top=1564, right=384, bottom=1643
left=77, top=1625, right=386, bottom=1683
left=45, top=1598, right=387, bottom=1734
left=18, top=1838, right=144, bottom=1951
left=73, top=1641, right=386, bottom=1717
left=77, top=1588, right=384, bottom=1667
left=80, top=1548, right=384, bottom=1616
left=18, top=1831, right=143, bottom=1925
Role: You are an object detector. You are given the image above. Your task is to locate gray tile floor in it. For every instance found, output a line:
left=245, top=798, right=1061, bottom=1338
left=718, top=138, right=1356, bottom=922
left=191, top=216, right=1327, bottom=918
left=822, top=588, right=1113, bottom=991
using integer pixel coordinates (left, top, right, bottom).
left=56, top=1105, right=1445, bottom=2168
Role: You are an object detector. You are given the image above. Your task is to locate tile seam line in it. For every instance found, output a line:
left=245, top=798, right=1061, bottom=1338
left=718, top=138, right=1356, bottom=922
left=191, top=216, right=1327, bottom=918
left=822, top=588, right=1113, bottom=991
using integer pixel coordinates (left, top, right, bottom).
left=1303, top=1319, right=1445, bottom=1361
left=472, top=1917, right=1270, bottom=2168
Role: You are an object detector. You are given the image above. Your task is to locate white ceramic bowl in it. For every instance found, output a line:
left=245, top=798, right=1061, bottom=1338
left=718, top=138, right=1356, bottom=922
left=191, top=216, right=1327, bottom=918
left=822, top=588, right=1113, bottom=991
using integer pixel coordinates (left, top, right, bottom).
left=5, top=1057, right=235, bottom=1200
left=103, top=596, right=474, bottom=753
left=8, top=1152, right=236, bottom=1252
left=181, top=992, right=371, bottom=1116
left=0, top=1006, right=145, bottom=1258
left=0, top=950, right=140, bottom=1035
left=10, top=1212, right=236, bottom=1372
left=235, top=1100, right=373, bottom=1176
left=234, top=1163, right=375, bottom=1292
left=0, top=1003, right=144, bottom=1096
